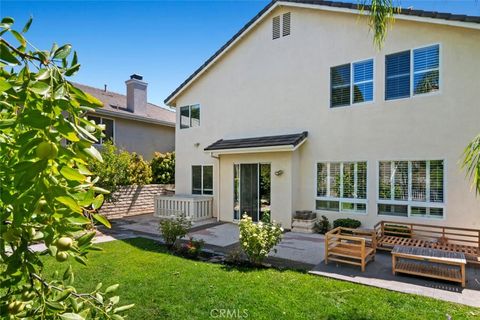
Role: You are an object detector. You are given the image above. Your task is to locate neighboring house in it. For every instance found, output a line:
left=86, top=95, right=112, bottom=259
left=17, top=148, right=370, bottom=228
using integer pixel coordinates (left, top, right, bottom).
left=165, top=0, right=480, bottom=229
left=76, top=75, right=175, bottom=160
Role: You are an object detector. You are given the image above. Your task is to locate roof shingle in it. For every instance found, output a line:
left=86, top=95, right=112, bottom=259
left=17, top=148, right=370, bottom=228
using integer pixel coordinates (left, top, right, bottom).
left=75, top=83, right=176, bottom=126
left=204, top=131, right=308, bottom=151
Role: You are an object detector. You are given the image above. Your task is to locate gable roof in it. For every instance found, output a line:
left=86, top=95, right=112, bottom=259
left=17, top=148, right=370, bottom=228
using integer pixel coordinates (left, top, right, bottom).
left=204, top=131, right=308, bottom=153
left=76, top=83, right=176, bottom=127
left=165, top=0, right=480, bottom=106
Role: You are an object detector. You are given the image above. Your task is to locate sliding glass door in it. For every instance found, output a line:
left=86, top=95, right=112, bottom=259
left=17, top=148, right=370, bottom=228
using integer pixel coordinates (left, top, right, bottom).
left=234, top=163, right=271, bottom=222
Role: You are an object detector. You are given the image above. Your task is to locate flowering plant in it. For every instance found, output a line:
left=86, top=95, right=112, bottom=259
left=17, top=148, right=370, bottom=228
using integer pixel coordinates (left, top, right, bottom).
left=238, top=214, right=283, bottom=264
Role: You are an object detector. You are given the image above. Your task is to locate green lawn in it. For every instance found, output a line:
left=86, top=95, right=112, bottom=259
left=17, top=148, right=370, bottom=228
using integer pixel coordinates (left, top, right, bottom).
left=42, top=238, right=478, bottom=319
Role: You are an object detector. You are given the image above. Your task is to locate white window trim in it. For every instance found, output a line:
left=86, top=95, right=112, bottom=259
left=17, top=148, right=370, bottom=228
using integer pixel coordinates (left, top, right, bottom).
left=330, top=58, right=375, bottom=109
left=385, top=43, right=441, bottom=102
left=315, top=161, right=368, bottom=215
left=376, top=159, right=447, bottom=220
left=192, top=165, right=213, bottom=195
left=180, top=104, right=200, bottom=129
left=88, top=115, right=115, bottom=145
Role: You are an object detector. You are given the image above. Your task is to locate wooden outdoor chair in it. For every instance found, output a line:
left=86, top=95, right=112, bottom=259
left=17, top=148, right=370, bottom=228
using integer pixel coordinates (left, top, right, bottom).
left=325, top=227, right=377, bottom=272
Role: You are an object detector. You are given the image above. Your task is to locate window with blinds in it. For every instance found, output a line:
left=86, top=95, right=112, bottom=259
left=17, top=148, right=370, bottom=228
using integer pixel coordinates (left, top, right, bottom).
left=385, top=44, right=440, bottom=100
left=331, top=59, right=374, bottom=108
left=353, top=59, right=374, bottom=104
left=330, top=64, right=351, bottom=108
left=385, top=51, right=410, bottom=100
left=316, top=161, right=367, bottom=214
left=377, top=160, right=445, bottom=218
left=413, top=44, right=440, bottom=95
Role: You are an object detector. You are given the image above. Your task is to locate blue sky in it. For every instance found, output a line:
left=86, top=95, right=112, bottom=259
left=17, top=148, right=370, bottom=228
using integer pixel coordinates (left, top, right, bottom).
left=2, top=1, right=479, bottom=108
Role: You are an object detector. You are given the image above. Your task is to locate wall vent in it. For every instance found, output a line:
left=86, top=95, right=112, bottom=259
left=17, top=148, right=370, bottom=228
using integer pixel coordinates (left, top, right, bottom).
left=282, top=12, right=291, bottom=36
left=272, top=15, right=280, bottom=39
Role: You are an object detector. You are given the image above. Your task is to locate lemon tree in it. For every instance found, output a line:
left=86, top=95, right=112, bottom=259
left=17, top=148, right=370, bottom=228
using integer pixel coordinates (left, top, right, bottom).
left=0, top=17, right=133, bottom=319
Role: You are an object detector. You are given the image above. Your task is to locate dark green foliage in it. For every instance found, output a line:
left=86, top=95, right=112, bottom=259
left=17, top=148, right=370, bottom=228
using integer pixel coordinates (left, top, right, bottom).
left=314, top=215, right=331, bottom=234
left=151, top=151, right=175, bottom=184
left=333, top=218, right=361, bottom=229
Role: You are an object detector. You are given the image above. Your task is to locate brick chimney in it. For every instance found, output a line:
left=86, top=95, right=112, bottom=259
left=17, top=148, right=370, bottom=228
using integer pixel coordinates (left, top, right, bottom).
left=125, top=74, right=147, bottom=115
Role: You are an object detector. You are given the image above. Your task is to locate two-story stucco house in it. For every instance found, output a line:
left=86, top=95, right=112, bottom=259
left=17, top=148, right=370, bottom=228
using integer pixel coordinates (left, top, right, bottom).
left=77, top=75, right=175, bottom=160
left=165, top=0, right=480, bottom=229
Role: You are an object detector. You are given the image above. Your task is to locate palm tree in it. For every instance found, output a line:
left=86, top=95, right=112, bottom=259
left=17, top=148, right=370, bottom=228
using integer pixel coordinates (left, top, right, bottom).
left=364, top=0, right=480, bottom=194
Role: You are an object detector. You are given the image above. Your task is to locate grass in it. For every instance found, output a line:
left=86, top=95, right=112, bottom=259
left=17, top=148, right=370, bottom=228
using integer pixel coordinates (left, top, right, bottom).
left=42, top=238, right=478, bottom=320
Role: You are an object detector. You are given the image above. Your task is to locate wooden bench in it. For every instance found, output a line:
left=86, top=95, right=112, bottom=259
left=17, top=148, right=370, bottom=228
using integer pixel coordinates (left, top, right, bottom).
left=392, top=246, right=466, bottom=287
left=325, top=227, right=376, bottom=272
left=374, top=221, right=480, bottom=264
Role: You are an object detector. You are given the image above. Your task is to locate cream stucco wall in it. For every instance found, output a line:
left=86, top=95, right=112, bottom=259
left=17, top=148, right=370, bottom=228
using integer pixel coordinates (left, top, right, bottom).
left=173, top=6, right=480, bottom=229
left=111, top=116, right=175, bottom=160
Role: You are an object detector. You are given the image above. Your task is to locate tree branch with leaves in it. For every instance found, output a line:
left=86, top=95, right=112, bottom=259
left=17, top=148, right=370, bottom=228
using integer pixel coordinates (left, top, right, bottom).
left=0, top=17, right=133, bottom=319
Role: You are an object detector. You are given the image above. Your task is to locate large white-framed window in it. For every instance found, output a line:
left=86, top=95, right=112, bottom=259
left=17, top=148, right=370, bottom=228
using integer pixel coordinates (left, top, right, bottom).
left=377, top=160, right=445, bottom=219
left=316, top=161, right=367, bottom=214
left=385, top=44, right=440, bottom=101
left=180, top=104, right=200, bottom=129
left=86, top=115, right=114, bottom=145
left=330, top=59, right=374, bottom=108
left=192, top=165, right=213, bottom=195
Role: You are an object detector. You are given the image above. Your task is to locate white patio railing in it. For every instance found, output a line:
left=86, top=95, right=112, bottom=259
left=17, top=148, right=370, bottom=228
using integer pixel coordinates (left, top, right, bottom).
left=154, top=194, right=214, bottom=222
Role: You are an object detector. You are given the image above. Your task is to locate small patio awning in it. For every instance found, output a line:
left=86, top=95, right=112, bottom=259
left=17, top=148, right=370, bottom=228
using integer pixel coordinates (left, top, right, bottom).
left=204, top=131, right=308, bottom=155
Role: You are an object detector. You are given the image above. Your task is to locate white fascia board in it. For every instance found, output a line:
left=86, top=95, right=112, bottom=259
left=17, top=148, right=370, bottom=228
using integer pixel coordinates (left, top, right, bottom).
left=93, top=109, right=176, bottom=128
left=205, top=137, right=307, bottom=156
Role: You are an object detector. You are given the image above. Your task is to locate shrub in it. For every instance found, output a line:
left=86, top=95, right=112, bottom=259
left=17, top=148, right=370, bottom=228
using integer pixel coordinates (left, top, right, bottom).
left=159, top=216, right=192, bottom=248
left=151, top=151, right=175, bottom=184
left=314, top=215, right=331, bottom=234
left=239, top=214, right=283, bottom=264
left=178, top=237, right=205, bottom=258
left=88, top=141, right=152, bottom=199
left=128, top=152, right=152, bottom=185
left=333, top=218, right=361, bottom=229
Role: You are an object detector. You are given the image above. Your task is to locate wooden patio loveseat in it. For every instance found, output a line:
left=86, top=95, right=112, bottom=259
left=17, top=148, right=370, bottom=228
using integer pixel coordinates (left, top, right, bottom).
left=325, top=227, right=377, bottom=271
left=374, top=221, right=480, bottom=265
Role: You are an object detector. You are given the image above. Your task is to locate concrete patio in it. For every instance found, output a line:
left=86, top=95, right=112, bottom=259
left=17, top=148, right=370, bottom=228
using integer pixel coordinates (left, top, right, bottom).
left=100, top=214, right=480, bottom=307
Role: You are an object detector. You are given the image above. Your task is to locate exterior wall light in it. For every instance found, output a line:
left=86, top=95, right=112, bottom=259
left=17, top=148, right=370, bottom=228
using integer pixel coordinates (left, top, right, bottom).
left=274, top=170, right=284, bottom=176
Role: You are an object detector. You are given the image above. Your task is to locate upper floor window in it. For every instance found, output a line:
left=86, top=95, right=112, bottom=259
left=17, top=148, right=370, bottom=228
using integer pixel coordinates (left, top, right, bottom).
left=385, top=44, right=440, bottom=100
left=87, top=115, right=114, bottom=144
left=272, top=12, right=291, bottom=40
left=378, top=160, right=444, bottom=219
left=192, top=165, right=213, bottom=195
left=180, top=104, right=200, bottom=129
left=316, top=161, right=367, bottom=214
left=330, top=59, right=374, bottom=108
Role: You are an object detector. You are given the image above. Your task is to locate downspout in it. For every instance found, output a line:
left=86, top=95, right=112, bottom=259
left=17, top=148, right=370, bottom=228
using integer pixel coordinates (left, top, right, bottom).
left=210, top=152, right=220, bottom=222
